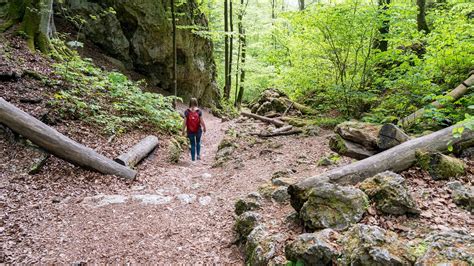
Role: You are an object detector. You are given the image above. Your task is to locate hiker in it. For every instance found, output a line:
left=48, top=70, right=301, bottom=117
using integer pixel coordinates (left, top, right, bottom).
left=183, top=98, right=207, bottom=161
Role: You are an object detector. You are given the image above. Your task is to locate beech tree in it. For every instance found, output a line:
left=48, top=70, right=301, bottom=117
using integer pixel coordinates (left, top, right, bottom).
left=417, top=0, right=430, bottom=33
left=1, top=0, right=55, bottom=53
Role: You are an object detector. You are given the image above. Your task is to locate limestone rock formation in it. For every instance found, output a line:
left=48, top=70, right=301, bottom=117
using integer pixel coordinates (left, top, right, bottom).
left=63, top=0, right=219, bottom=105
left=285, top=229, right=340, bottom=265
left=447, top=181, right=473, bottom=213
left=416, top=230, right=474, bottom=265
left=299, top=182, right=368, bottom=231
left=360, top=171, right=420, bottom=215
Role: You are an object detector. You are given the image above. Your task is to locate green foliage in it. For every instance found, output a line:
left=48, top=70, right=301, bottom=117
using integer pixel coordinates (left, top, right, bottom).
left=50, top=40, right=181, bottom=135
left=211, top=99, right=240, bottom=119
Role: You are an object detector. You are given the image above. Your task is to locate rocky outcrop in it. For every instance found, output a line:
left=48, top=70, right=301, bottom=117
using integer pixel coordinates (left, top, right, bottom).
left=339, top=224, right=416, bottom=265
left=299, top=182, right=368, bottom=231
left=234, top=211, right=261, bottom=240
left=63, top=0, right=219, bottom=105
left=360, top=171, right=420, bottom=215
left=245, top=225, right=278, bottom=266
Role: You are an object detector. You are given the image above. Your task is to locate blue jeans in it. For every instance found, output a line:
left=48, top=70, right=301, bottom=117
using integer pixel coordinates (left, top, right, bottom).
left=188, top=129, right=202, bottom=161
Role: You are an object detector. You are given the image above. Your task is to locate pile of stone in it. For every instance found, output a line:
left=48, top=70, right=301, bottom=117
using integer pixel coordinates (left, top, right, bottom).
left=248, top=88, right=315, bottom=117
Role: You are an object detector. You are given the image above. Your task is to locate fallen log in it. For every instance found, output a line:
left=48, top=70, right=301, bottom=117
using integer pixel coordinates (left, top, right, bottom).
left=272, top=125, right=293, bottom=134
left=329, top=134, right=376, bottom=160
left=288, top=123, right=473, bottom=211
left=114, top=135, right=159, bottom=167
left=0, top=97, right=137, bottom=179
left=257, top=128, right=303, bottom=138
left=377, top=123, right=410, bottom=150
left=282, top=98, right=316, bottom=115
left=400, top=74, right=474, bottom=128
left=241, top=111, right=285, bottom=127
left=334, top=121, right=380, bottom=149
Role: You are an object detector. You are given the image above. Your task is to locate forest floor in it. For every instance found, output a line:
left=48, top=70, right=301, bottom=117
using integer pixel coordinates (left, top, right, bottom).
left=1, top=34, right=473, bottom=264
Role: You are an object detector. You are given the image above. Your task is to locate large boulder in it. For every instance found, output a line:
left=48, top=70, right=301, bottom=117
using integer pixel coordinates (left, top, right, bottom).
left=415, top=230, right=474, bottom=265
left=335, top=121, right=381, bottom=149
left=299, top=182, right=368, bottom=231
left=339, top=224, right=416, bottom=265
left=234, top=211, right=261, bottom=241
left=359, top=171, right=420, bottom=215
left=447, top=181, right=473, bottom=213
left=285, top=229, right=340, bottom=265
left=64, top=0, right=219, bottom=106
left=329, top=134, right=376, bottom=160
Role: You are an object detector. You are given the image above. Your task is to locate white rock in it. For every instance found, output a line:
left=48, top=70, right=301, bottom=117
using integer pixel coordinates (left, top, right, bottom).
left=177, top=194, right=197, bottom=204
left=199, top=196, right=212, bottom=206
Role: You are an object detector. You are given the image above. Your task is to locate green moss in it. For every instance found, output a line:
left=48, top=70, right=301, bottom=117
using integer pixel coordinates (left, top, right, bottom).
left=415, top=150, right=431, bottom=170
left=429, top=153, right=465, bottom=180
left=329, top=134, right=347, bottom=154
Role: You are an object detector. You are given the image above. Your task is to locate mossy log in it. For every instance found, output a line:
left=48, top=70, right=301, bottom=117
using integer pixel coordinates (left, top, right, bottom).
left=416, top=151, right=465, bottom=180
left=241, top=111, right=285, bottom=127
left=288, top=123, right=474, bottom=211
left=114, top=135, right=159, bottom=167
left=0, top=97, right=137, bottom=179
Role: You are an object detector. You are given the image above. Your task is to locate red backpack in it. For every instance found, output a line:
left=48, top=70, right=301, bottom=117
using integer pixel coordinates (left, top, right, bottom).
left=186, top=109, right=200, bottom=133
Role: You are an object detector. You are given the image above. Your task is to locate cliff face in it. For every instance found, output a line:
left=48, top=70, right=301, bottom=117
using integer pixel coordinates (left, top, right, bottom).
left=64, top=0, right=219, bottom=106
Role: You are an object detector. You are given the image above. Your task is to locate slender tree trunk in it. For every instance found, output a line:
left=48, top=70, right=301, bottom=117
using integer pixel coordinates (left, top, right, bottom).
left=373, top=0, right=390, bottom=52
left=271, top=0, right=276, bottom=49
left=228, top=0, right=234, bottom=101
left=224, top=0, right=230, bottom=100
left=298, top=0, right=305, bottom=11
left=171, top=0, right=177, bottom=108
left=1, top=0, right=55, bottom=53
left=416, top=0, right=430, bottom=33
left=236, top=28, right=246, bottom=108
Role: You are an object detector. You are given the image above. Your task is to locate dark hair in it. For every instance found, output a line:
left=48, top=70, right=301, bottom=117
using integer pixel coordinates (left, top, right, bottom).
left=189, top=98, right=198, bottom=107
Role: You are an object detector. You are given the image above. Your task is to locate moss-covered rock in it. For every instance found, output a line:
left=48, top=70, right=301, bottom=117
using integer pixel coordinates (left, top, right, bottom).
left=447, top=181, right=473, bottom=213
left=245, top=225, right=277, bottom=266
left=360, top=171, right=420, bottom=215
left=416, top=151, right=466, bottom=180
left=258, top=182, right=278, bottom=199
left=415, top=230, right=474, bottom=265
left=235, top=192, right=262, bottom=215
left=339, top=224, right=416, bottom=265
left=335, top=121, right=381, bottom=149
left=234, top=211, right=261, bottom=241
left=299, top=182, right=368, bottom=231
left=271, top=186, right=290, bottom=203
left=285, top=229, right=340, bottom=265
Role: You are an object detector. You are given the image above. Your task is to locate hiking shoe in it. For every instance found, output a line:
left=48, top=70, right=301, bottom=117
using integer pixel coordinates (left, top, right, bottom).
left=197, top=155, right=201, bottom=160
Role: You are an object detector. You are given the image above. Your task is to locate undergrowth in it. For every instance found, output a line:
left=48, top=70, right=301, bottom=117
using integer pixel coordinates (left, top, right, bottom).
left=49, top=39, right=181, bottom=135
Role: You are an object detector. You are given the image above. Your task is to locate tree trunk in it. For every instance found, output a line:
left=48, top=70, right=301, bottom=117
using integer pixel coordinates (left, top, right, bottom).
left=115, top=136, right=159, bottom=167
left=170, top=0, right=177, bottom=108
left=288, top=123, right=474, bottom=211
left=1, top=0, right=54, bottom=53
left=400, top=74, right=474, bottom=128
left=298, top=0, right=305, bottom=11
left=224, top=0, right=230, bottom=100
left=235, top=0, right=247, bottom=108
left=416, top=0, right=430, bottom=33
left=257, top=128, right=302, bottom=138
left=241, top=111, right=285, bottom=127
left=0, top=98, right=137, bottom=179
left=228, top=0, right=234, bottom=101
left=373, top=0, right=390, bottom=52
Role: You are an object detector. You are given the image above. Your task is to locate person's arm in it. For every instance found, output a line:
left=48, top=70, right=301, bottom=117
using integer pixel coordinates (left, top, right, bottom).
left=200, top=113, right=207, bottom=133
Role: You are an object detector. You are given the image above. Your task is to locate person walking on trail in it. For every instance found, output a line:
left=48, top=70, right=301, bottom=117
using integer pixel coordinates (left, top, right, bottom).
left=183, top=98, right=207, bottom=161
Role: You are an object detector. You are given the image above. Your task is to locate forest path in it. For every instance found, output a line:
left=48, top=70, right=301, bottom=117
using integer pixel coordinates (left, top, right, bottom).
left=2, top=107, right=337, bottom=264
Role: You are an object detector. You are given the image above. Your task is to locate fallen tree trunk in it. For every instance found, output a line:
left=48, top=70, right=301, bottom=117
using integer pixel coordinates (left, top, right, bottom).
left=0, top=98, right=137, bottom=179
left=258, top=128, right=303, bottom=138
left=282, top=98, right=316, bottom=115
left=288, top=123, right=473, bottom=211
left=400, top=74, right=474, bottom=128
left=377, top=123, right=410, bottom=150
left=272, top=125, right=293, bottom=134
left=241, top=111, right=285, bottom=127
left=114, top=135, right=159, bottom=167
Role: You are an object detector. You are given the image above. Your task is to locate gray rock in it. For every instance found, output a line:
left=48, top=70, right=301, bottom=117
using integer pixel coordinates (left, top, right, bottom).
left=198, top=196, right=212, bottom=206
left=303, top=125, right=321, bottom=136
left=235, top=193, right=262, bottom=215
left=335, top=121, right=381, bottom=149
left=340, top=224, right=416, bottom=265
left=176, top=194, right=197, bottom=204
left=245, top=225, right=277, bottom=266
left=360, top=171, right=420, bottom=215
left=272, top=186, right=290, bottom=203
left=416, top=230, right=474, bottom=265
left=234, top=211, right=261, bottom=241
left=64, top=0, right=219, bottom=105
left=271, top=177, right=296, bottom=187
left=285, top=229, right=339, bottom=265
left=300, top=182, right=368, bottom=231
left=447, top=181, right=473, bottom=213
left=132, top=194, right=173, bottom=205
